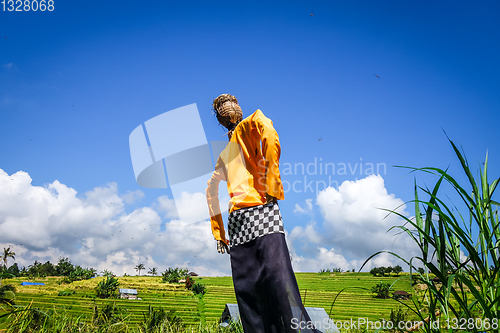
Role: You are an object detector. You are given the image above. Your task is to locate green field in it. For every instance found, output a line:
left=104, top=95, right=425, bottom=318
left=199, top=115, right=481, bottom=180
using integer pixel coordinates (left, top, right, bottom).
left=1, top=272, right=415, bottom=329
left=200, top=273, right=414, bottom=324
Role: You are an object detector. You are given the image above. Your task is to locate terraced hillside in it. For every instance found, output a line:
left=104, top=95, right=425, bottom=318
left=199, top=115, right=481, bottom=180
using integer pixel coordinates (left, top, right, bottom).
left=1, top=272, right=415, bottom=328
left=200, top=272, right=413, bottom=323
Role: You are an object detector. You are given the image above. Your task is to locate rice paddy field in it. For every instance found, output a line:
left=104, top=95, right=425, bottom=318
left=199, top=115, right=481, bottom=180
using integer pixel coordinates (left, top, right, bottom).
left=0, top=272, right=416, bottom=330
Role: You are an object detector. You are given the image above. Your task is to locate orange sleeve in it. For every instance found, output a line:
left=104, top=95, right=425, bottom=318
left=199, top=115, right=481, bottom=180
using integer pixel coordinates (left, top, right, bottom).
left=254, top=111, right=285, bottom=200
left=206, top=156, right=229, bottom=245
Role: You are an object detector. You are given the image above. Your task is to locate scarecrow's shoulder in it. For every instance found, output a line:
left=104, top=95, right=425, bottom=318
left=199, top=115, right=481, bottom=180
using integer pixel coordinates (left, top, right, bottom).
left=246, top=109, right=272, bottom=126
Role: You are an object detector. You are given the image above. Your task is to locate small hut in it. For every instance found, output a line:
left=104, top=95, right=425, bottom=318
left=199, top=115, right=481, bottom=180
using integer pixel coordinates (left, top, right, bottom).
left=119, top=288, right=138, bottom=300
left=220, top=304, right=240, bottom=327
left=219, top=304, right=339, bottom=332
left=393, top=290, right=411, bottom=300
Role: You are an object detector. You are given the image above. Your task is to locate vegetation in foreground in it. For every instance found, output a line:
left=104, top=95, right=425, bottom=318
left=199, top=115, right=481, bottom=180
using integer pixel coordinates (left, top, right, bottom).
left=363, top=139, right=499, bottom=333
left=1, top=302, right=245, bottom=333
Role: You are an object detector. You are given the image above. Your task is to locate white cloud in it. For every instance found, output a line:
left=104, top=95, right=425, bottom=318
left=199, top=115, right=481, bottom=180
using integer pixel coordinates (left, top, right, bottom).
left=154, top=195, right=179, bottom=219
left=290, top=247, right=352, bottom=273
left=293, top=198, right=313, bottom=214
left=287, top=175, right=419, bottom=272
left=0, top=169, right=231, bottom=276
left=154, top=192, right=216, bottom=224
left=459, top=249, right=468, bottom=264
left=288, top=223, right=323, bottom=248
left=120, top=190, right=145, bottom=204
left=169, top=191, right=208, bottom=223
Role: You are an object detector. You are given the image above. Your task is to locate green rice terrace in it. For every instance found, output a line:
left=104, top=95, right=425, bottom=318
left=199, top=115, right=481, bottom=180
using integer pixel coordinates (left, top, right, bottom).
left=0, top=272, right=416, bottom=330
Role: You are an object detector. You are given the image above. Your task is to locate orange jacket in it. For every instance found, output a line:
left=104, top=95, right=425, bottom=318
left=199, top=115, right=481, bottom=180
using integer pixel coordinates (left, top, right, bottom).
left=206, top=109, right=284, bottom=244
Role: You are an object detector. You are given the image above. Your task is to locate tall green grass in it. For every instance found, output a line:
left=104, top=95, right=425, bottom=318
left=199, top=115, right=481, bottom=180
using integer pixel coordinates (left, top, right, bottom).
left=364, top=139, right=499, bottom=333
left=1, top=302, right=244, bottom=333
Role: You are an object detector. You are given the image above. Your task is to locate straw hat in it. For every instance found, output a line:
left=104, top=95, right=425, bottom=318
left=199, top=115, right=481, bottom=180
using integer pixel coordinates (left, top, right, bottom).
left=212, top=94, right=243, bottom=130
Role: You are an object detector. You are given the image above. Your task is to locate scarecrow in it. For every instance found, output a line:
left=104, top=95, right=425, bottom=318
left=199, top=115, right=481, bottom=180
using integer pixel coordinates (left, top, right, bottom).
left=206, top=94, right=319, bottom=333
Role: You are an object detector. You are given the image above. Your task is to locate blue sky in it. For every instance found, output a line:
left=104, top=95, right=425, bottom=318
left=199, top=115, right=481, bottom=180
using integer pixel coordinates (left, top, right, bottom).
left=1, top=0, right=499, bottom=276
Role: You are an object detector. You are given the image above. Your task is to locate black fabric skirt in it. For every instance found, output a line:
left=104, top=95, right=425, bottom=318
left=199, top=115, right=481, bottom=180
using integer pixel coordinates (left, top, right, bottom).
left=230, top=231, right=320, bottom=333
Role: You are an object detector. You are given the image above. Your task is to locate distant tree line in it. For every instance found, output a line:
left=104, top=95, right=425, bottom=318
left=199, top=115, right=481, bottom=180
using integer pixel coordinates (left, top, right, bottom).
left=0, top=256, right=97, bottom=283
left=369, top=265, right=403, bottom=277
left=319, top=268, right=356, bottom=273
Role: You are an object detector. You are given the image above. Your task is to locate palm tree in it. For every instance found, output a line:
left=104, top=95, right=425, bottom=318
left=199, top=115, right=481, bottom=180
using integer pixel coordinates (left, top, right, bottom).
left=148, top=267, right=158, bottom=276
left=2, top=247, right=15, bottom=268
left=135, top=263, right=145, bottom=276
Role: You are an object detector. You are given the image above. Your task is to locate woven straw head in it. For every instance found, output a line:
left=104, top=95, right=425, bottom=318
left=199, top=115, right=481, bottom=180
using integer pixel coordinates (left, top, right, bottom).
left=213, top=94, right=243, bottom=130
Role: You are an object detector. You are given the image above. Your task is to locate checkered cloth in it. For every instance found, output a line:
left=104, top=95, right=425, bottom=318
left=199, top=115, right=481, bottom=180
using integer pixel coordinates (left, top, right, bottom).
left=228, top=202, right=284, bottom=247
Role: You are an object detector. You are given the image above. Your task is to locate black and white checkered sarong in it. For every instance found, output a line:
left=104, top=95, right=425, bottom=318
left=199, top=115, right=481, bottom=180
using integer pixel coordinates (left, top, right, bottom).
left=227, top=202, right=284, bottom=247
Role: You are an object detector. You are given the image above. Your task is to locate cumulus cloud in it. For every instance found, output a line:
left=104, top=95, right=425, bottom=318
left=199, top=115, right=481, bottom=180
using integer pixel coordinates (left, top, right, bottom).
left=289, top=223, right=322, bottom=245
left=170, top=191, right=209, bottom=223
left=120, top=190, right=145, bottom=204
left=0, top=169, right=231, bottom=276
left=288, top=175, right=419, bottom=272
left=153, top=195, right=179, bottom=219
left=290, top=246, right=351, bottom=273
left=293, top=198, right=313, bottom=214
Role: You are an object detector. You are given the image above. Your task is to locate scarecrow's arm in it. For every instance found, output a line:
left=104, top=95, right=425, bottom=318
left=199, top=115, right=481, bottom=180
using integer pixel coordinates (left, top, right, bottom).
left=254, top=110, right=284, bottom=201
left=206, top=157, right=229, bottom=246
